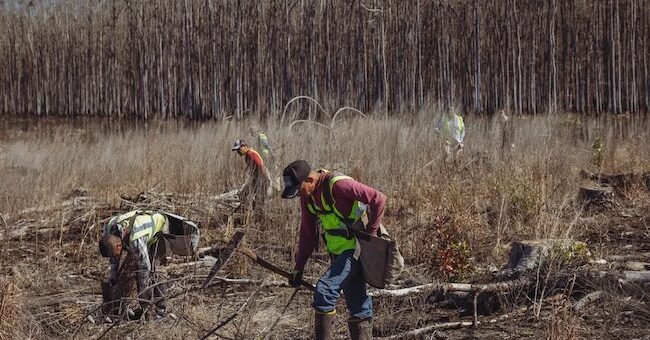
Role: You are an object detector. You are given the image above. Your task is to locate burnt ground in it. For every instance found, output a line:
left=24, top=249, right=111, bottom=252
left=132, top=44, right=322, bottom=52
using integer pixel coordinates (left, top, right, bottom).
left=0, top=187, right=649, bottom=340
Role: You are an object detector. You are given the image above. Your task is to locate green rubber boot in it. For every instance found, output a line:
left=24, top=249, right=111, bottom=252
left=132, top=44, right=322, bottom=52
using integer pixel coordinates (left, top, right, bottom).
left=315, top=311, right=336, bottom=340
left=348, top=317, right=373, bottom=340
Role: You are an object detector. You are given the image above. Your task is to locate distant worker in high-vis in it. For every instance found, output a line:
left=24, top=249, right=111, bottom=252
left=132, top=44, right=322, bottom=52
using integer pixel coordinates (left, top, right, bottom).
left=249, top=125, right=274, bottom=164
left=434, top=109, right=465, bottom=161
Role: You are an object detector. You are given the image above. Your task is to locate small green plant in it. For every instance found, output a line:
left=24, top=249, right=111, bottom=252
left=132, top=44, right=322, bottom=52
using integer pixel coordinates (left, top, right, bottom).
left=558, top=241, right=591, bottom=263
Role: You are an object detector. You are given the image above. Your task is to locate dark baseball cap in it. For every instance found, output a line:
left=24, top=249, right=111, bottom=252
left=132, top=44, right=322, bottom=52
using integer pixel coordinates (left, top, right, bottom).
left=281, top=160, right=311, bottom=199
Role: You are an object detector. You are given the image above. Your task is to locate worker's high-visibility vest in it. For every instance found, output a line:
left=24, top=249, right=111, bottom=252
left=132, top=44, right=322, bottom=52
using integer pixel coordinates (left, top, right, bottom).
left=257, top=133, right=271, bottom=159
left=307, top=172, right=366, bottom=255
left=436, top=113, right=465, bottom=144
left=106, top=210, right=167, bottom=247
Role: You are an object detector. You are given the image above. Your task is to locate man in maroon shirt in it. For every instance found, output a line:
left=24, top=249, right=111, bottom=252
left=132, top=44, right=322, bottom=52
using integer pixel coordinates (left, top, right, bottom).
left=232, top=138, right=269, bottom=213
left=281, top=160, right=386, bottom=340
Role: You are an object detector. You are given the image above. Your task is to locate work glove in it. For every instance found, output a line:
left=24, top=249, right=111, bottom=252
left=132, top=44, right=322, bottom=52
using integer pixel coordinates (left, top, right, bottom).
left=288, top=270, right=303, bottom=287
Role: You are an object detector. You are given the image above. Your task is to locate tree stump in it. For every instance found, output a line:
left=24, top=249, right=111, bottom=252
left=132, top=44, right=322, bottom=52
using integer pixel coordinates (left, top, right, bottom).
left=578, top=186, right=614, bottom=206
left=598, top=174, right=636, bottom=191
left=498, top=239, right=589, bottom=278
left=581, top=169, right=648, bottom=194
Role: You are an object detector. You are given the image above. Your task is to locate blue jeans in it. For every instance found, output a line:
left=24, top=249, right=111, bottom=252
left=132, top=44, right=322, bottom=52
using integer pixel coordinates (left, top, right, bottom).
left=313, top=249, right=372, bottom=319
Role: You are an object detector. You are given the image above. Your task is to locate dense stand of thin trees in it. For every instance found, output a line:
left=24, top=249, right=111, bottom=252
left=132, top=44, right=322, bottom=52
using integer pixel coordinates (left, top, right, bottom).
left=0, top=0, right=648, bottom=119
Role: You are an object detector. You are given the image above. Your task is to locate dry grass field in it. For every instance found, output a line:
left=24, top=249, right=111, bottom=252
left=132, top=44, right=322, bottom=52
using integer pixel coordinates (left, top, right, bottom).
left=1, top=111, right=649, bottom=339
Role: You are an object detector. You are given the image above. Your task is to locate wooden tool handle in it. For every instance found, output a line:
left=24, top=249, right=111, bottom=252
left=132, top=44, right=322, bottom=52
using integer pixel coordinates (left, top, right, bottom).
left=238, top=247, right=315, bottom=291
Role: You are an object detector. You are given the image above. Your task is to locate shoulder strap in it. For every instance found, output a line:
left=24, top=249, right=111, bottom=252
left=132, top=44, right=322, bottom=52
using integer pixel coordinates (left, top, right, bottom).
left=112, top=210, right=141, bottom=232
left=322, top=172, right=354, bottom=219
left=321, top=172, right=337, bottom=212
left=306, top=171, right=353, bottom=217
left=306, top=170, right=330, bottom=215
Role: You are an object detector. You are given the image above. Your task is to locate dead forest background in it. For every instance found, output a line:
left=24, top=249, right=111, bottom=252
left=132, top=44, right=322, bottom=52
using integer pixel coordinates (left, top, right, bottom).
left=0, top=0, right=649, bottom=119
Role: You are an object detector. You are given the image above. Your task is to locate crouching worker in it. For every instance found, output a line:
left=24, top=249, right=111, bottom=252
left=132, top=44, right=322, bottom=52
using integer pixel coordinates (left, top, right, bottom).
left=99, top=210, right=172, bottom=321
left=281, top=160, right=387, bottom=340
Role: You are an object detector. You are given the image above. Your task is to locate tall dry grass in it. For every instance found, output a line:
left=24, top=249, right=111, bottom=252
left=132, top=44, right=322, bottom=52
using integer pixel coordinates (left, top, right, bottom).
left=1, top=112, right=650, bottom=338
left=1, top=113, right=648, bottom=238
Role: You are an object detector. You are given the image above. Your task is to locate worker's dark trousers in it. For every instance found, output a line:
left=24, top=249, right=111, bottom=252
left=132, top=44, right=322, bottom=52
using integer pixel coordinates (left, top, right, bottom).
left=140, top=279, right=167, bottom=311
left=137, top=260, right=167, bottom=312
left=313, top=249, right=373, bottom=319
left=240, top=175, right=269, bottom=213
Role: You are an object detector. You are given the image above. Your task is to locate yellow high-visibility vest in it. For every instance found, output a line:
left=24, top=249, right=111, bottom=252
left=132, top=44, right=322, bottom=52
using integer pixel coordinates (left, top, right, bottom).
left=106, top=210, right=167, bottom=246
left=306, top=172, right=366, bottom=255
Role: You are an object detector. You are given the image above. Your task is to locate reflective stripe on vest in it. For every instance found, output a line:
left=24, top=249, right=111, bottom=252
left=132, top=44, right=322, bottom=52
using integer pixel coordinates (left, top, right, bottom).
left=129, top=213, right=167, bottom=245
left=307, top=173, right=366, bottom=255
left=104, top=210, right=140, bottom=235
left=105, top=211, right=167, bottom=248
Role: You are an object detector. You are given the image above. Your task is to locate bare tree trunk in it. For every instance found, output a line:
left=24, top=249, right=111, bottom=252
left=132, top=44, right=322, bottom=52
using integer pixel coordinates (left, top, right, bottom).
left=381, top=0, right=389, bottom=118
left=549, top=0, right=558, bottom=112
left=473, top=0, right=481, bottom=113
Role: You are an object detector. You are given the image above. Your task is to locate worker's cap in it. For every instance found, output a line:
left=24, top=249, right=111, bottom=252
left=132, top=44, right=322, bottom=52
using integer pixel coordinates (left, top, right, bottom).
left=231, top=139, right=247, bottom=151
left=281, top=160, right=311, bottom=199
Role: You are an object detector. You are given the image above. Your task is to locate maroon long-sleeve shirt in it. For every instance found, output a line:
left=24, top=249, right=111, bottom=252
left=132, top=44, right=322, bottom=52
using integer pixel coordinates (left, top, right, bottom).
left=295, top=172, right=387, bottom=271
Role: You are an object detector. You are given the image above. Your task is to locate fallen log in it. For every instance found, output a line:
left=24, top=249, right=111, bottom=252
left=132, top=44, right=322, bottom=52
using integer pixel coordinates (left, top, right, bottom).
left=624, top=262, right=650, bottom=271
left=164, top=257, right=217, bottom=271
left=369, top=277, right=531, bottom=298
left=605, top=253, right=650, bottom=262
left=211, top=189, right=239, bottom=201
left=589, top=270, right=650, bottom=283
left=376, top=238, right=595, bottom=332
left=377, top=321, right=476, bottom=339
left=573, top=291, right=605, bottom=311
left=374, top=239, right=587, bottom=299
left=617, top=271, right=650, bottom=283
left=580, top=170, right=640, bottom=192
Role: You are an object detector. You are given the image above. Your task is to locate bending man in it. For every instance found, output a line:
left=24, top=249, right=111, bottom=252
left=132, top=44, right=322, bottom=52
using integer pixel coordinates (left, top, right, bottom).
left=232, top=138, right=271, bottom=212
left=281, top=160, right=386, bottom=340
left=99, top=210, right=169, bottom=320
